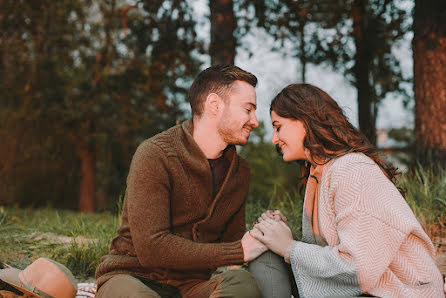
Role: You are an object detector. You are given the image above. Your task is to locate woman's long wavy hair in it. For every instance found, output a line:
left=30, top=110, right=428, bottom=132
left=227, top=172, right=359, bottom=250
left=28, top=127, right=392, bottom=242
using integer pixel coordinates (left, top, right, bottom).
left=270, top=83, right=398, bottom=184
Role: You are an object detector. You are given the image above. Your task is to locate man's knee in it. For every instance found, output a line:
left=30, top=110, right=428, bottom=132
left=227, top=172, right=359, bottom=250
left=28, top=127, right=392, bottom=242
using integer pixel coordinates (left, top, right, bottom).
left=217, top=269, right=261, bottom=297
left=96, top=274, right=161, bottom=298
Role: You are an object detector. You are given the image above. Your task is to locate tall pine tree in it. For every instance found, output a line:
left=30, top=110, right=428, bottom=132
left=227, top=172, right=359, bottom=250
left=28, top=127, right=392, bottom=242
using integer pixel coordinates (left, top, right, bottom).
left=413, top=0, right=446, bottom=169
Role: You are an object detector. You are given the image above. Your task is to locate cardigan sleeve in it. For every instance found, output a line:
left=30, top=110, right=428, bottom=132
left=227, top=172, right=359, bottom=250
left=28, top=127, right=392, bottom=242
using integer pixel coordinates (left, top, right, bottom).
left=220, top=159, right=249, bottom=242
left=220, top=202, right=246, bottom=242
left=289, top=158, right=412, bottom=297
left=126, top=141, right=244, bottom=271
left=290, top=240, right=361, bottom=297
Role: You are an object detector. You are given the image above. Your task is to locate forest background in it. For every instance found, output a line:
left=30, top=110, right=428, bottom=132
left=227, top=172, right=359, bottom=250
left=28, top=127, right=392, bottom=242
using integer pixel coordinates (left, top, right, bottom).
left=0, top=0, right=445, bottom=280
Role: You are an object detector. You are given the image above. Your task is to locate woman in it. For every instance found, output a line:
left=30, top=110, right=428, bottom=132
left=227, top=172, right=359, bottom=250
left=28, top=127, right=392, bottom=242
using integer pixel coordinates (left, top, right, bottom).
left=248, top=84, right=444, bottom=298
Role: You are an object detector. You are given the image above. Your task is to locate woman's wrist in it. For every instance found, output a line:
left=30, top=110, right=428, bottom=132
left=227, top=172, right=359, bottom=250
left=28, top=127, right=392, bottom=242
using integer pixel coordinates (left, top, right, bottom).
left=283, top=240, right=294, bottom=264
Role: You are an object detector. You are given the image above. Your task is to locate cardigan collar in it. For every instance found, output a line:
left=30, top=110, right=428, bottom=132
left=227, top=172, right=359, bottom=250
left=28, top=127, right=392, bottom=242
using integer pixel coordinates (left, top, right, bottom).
left=304, top=163, right=327, bottom=246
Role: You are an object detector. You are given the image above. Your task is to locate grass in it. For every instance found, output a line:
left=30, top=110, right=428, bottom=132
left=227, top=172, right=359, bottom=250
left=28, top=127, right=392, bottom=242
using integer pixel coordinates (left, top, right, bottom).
left=246, top=185, right=304, bottom=239
left=0, top=206, right=119, bottom=281
left=398, top=165, right=446, bottom=244
left=0, top=166, right=445, bottom=281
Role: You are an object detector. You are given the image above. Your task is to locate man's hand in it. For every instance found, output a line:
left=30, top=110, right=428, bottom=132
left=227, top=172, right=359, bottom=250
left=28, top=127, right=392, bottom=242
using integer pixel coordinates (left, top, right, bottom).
left=241, top=230, right=268, bottom=262
left=257, top=210, right=288, bottom=226
left=251, top=218, right=294, bottom=257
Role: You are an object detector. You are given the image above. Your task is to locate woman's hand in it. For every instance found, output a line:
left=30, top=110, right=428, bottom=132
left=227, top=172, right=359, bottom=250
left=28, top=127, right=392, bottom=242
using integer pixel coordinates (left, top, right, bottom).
left=251, top=217, right=294, bottom=257
left=241, top=230, right=268, bottom=262
left=257, top=210, right=289, bottom=226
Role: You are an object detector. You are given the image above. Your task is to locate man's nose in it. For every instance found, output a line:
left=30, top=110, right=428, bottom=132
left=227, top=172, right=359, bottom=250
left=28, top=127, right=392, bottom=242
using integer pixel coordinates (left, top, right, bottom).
left=250, top=112, right=259, bottom=128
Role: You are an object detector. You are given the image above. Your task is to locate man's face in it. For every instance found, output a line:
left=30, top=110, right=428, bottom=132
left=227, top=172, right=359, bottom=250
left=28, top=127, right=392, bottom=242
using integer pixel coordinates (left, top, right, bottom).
left=217, top=80, right=259, bottom=146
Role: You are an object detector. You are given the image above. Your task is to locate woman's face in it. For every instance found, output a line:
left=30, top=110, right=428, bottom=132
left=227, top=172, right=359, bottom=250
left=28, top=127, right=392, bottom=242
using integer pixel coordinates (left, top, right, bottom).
left=271, top=111, right=307, bottom=162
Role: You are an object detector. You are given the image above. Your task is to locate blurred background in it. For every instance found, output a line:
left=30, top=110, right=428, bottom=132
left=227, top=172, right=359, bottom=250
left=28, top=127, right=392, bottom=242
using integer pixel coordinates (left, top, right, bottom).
left=1, top=0, right=446, bottom=279
left=0, top=0, right=445, bottom=214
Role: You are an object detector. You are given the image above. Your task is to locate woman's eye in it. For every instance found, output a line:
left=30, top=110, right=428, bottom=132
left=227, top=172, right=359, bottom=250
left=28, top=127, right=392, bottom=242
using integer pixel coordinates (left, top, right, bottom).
left=275, top=126, right=281, bottom=132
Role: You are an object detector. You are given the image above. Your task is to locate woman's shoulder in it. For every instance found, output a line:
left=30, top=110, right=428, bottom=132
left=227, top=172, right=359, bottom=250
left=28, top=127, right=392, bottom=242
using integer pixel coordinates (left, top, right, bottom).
left=327, top=153, right=376, bottom=173
left=322, top=153, right=388, bottom=191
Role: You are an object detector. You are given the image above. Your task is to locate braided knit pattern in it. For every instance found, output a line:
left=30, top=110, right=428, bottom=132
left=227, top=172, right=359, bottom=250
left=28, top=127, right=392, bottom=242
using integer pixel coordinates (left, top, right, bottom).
left=290, top=153, right=444, bottom=298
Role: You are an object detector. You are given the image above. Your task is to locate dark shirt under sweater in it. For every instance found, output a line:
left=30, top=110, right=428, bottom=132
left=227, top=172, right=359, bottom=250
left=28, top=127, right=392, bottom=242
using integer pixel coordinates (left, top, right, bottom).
left=208, top=148, right=231, bottom=198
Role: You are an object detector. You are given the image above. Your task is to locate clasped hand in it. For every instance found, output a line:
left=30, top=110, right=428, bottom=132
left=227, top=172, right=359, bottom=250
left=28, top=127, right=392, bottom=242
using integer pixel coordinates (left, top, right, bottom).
left=253, top=210, right=294, bottom=257
left=241, top=210, right=294, bottom=261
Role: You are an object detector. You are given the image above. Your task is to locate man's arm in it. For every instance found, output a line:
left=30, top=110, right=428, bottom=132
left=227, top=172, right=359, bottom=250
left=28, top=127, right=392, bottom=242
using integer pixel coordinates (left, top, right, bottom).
left=220, top=159, right=249, bottom=243
left=220, top=203, right=246, bottom=243
left=127, top=141, right=244, bottom=271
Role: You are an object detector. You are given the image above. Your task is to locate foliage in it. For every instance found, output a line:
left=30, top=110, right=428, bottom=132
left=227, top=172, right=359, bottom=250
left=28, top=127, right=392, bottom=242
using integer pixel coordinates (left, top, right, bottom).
left=309, top=0, right=410, bottom=144
left=0, top=0, right=202, bottom=210
left=240, top=0, right=410, bottom=144
left=386, top=126, right=415, bottom=166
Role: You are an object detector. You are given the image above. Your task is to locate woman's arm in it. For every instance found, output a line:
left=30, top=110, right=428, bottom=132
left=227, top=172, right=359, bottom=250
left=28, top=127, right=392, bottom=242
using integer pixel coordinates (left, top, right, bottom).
left=251, top=217, right=362, bottom=297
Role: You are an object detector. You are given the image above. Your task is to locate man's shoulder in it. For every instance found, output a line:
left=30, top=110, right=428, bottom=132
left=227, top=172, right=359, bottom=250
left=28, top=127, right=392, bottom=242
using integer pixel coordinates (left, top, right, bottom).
left=237, top=154, right=250, bottom=171
left=137, top=124, right=184, bottom=157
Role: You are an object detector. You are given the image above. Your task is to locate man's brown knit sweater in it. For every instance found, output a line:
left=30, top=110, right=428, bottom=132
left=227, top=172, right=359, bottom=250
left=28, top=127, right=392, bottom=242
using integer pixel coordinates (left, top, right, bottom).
left=95, top=120, right=250, bottom=290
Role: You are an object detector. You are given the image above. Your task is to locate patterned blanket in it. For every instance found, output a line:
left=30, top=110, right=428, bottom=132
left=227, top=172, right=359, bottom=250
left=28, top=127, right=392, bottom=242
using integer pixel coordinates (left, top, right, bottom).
left=75, top=283, right=97, bottom=298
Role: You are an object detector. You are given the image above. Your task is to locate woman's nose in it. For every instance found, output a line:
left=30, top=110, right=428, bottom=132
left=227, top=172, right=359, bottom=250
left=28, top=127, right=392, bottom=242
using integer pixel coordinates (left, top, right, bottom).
left=272, top=132, right=279, bottom=144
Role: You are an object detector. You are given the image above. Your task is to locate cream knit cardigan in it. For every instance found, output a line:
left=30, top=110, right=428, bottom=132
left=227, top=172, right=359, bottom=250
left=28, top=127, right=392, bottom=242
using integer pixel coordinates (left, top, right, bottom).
left=289, top=153, right=444, bottom=298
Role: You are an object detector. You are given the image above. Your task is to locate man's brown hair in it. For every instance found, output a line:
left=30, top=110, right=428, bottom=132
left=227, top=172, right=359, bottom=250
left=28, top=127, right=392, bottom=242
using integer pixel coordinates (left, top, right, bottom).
left=187, top=64, right=257, bottom=116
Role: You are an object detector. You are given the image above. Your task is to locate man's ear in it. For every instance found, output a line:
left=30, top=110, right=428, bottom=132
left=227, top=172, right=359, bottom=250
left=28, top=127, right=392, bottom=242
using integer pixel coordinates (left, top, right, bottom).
left=205, top=93, right=221, bottom=116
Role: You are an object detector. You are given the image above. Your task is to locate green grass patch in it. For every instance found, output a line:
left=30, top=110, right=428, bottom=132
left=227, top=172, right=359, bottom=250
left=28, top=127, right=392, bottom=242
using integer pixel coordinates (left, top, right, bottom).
left=246, top=186, right=304, bottom=239
left=0, top=206, right=119, bottom=281
left=1, top=165, right=445, bottom=280
left=398, top=165, right=446, bottom=243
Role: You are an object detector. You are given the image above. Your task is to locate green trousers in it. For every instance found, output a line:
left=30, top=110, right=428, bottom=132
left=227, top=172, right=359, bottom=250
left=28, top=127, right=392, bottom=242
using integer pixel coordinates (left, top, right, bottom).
left=248, top=251, right=299, bottom=298
left=96, top=268, right=261, bottom=298
left=248, top=251, right=375, bottom=298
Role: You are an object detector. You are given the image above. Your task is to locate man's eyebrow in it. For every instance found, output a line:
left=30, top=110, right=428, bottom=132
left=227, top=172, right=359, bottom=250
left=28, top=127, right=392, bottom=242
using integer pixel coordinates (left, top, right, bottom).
left=245, top=102, right=257, bottom=109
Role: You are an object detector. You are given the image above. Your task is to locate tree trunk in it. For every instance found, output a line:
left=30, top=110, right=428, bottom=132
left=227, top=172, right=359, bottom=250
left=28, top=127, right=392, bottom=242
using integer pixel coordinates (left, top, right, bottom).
left=68, top=130, right=96, bottom=213
left=299, top=22, right=306, bottom=83
left=413, top=0, right=446, bottom=169
left=352, top=0, right=376, bottom=145
left=209, top=0, right=236, bottom=65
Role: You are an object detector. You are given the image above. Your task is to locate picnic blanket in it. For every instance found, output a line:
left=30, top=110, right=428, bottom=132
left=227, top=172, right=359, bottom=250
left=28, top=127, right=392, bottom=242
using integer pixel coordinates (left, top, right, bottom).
left=75, top=283, right=97, bottom=298
left=2, top=278, right=446, bottom=297
left=73, top=281, right=446, bottom=297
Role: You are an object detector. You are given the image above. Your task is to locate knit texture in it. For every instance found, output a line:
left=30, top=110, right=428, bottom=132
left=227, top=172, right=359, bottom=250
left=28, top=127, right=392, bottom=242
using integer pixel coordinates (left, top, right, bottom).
left=95, top=120, right=250, bottom=289
left=290, top=153, right=444, bottom=298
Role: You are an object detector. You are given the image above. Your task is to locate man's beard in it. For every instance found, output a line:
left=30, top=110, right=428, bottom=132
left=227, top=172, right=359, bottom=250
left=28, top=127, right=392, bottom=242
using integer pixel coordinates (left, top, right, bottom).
left=217, top=120, right=251, bottom=146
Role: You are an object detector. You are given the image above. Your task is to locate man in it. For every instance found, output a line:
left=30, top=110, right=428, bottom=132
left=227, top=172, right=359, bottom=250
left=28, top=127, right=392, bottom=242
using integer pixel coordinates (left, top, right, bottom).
left=95, top=65, right=267, bottom=297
